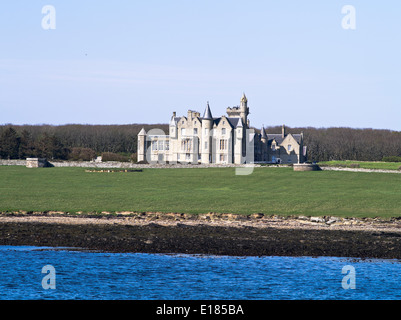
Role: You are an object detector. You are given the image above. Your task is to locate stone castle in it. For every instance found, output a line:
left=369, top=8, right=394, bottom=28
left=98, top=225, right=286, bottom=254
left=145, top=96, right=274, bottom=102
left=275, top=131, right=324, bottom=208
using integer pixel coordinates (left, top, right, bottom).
left=137, top=93, right=306, bottom=164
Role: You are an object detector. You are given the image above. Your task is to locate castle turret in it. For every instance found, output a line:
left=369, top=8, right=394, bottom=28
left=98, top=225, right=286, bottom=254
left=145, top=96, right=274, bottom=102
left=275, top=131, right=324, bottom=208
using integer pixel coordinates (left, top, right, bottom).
left=260, top=126, right=268, bottom=161
left=240, top=93, right=249, bottom=127
left=169, top=113, right=177, bottom=139
left=260, top=126, right=267, bottom=143
left=137, top=128, right=147, bottom=162
left=201, top=102, right=213, bottom=164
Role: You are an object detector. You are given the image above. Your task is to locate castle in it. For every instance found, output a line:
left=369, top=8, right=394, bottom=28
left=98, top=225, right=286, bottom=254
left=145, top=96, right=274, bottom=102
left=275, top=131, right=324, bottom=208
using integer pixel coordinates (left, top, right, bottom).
left=137, top=94, right=306, bottom=164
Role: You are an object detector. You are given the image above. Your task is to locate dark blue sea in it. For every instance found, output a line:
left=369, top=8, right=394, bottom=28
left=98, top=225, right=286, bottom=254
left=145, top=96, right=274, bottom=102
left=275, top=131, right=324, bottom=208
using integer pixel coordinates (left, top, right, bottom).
left=1, top=245, right=400, bottom=300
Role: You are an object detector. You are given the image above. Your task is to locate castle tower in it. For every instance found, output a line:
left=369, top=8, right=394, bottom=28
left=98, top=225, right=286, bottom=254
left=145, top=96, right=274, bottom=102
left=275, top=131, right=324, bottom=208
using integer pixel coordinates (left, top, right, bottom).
left=137, top=128, right=146, bottom=162
left=234, top=118, right=244, bottom=164
left=201, top=102, right=213, bottom=164
left=260, top=126, right=268, bottom=161
left=240, top=93, right=249, bottom=128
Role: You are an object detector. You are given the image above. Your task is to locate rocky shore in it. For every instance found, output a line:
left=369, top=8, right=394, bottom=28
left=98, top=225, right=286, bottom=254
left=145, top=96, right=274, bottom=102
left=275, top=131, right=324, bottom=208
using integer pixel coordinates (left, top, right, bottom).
left=1, top=212, right=401, bottom=259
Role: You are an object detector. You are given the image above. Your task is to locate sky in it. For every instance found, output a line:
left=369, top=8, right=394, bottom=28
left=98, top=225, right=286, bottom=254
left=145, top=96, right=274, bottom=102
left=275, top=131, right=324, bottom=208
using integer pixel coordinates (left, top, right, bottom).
left=1, top=1, right=401, bottom=130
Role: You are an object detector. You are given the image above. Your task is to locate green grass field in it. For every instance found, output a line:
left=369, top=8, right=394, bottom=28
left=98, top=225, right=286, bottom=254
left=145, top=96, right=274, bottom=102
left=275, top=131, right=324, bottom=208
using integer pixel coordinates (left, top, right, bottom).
left=318, top=160, right=401, bottom=170
left=1, top=166, right=401, bottom=218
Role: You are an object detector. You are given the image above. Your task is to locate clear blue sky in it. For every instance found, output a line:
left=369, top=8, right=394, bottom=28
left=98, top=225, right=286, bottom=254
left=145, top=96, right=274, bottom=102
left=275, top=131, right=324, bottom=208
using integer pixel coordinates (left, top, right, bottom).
left=1, top=1, right=400, bottom=130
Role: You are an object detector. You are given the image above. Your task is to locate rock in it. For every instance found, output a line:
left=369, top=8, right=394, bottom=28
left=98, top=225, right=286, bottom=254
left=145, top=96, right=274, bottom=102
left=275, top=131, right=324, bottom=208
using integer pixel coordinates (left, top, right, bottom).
left=326, top=219, right=337, bottom=225
left=116, top=211, right=133, bottom=216
left=310, top=216, right=325, bottom=223
left=251, top=213, right=264, bottom=219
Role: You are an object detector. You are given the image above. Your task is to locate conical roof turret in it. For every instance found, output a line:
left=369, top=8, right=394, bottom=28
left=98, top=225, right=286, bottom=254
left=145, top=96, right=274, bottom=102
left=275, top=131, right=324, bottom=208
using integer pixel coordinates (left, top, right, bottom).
left=202, top=101, right=213, bottom=120
left=260, top=126, right=267, bottom=139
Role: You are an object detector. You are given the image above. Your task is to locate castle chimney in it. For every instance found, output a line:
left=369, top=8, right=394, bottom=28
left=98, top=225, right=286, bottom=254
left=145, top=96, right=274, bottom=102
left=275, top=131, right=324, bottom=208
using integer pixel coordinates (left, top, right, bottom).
left=173, top=111, right=176, bottom=117
left=282, top=124, right=286, bottom=138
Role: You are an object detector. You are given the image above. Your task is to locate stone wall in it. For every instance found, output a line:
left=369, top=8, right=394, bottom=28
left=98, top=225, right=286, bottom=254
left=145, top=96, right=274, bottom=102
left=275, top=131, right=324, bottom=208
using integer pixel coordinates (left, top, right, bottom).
left=26, top=158, right=47, bottom=168
left=0, top=159, right=260, bottom=169
left=293, top=163, right=321, bottom=171
left=0, top=160, right=26, bottom=166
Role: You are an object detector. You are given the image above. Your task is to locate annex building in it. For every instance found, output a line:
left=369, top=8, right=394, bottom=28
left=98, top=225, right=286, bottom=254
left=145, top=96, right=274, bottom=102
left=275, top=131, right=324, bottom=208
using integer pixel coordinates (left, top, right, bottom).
left=137, top=94, right=306, bottom=165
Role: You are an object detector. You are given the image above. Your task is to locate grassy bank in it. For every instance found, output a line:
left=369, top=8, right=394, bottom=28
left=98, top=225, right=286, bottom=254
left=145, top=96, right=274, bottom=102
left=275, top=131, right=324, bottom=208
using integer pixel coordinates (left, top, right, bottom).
left=1, top=166, right=401, bottom=218
left=318, top=160, right=401, bottom=170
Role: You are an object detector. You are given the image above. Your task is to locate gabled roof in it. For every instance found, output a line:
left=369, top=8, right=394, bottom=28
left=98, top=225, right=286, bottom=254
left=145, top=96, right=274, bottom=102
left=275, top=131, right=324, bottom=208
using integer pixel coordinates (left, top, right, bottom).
left=266, top=133, right=302, bottom=145
left=266, top=134, right=284, bottom=144
left=292, top=134, right=303, bottom=144
left=282, top=133, right=302, bottom=144
left=177, top=116, right=188, bottom=124
left=212, top=117, right=244, bottom=129
left=227, top=117, right=243, bottom=128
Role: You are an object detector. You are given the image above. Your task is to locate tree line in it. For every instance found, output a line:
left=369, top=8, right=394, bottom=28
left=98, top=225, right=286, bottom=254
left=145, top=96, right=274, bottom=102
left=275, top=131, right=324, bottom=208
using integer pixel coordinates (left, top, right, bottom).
left=0, top=124, right=168, bottom=161
left=270, top=126, right=401, bottom=162
left=1, top=124, right=401, bottom=162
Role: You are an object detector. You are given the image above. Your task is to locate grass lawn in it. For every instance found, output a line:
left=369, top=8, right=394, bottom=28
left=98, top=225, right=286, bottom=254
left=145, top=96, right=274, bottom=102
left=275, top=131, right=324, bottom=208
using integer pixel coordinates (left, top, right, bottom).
left=318, top=160, right=401, bottom=170
left=1, top=166, right=401, bottom=218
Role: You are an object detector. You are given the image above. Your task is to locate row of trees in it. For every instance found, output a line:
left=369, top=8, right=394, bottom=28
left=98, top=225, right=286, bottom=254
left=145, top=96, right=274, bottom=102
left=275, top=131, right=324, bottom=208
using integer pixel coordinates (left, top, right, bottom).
left=0, top=127, right=69, bottom=160
left=0, top=124, right=167, bottom=161
left=271, top=126, right=401, bottom=162
left=1, top=124, right=401, bottom=162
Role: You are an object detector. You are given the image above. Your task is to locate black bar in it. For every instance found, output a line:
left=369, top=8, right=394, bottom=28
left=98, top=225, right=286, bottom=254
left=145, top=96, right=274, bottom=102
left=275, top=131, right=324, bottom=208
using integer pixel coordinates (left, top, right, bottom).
left=1, top=300, right=401, bottom=318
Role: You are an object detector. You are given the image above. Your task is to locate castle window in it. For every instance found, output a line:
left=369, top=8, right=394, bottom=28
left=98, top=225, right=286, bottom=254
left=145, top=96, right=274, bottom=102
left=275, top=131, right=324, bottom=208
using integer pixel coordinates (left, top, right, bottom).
left=219, top=139, right=227, bottom=150
left=222, top=128, right=226, bottom=135
left=288, top=144, right=292, bottom=151
left=181, top=128, right=186, bottom=136
left=165, top=140, right=169, bottom=151
left=158, top=140, right=164, bottom=151
left=205, top=141, right=208, bottom=149
left=272, top=144, right=276, bottom=151
left=181, top=138, right=192, bottom=152
left=193, top=128, right=198, bottom=135
left=152, top=140, right=158, bottom=151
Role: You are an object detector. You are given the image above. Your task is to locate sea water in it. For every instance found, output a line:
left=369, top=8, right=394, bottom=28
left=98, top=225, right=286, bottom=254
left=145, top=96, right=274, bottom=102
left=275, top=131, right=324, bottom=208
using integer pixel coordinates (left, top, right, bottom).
left=0, top=245, right=400, bottom=300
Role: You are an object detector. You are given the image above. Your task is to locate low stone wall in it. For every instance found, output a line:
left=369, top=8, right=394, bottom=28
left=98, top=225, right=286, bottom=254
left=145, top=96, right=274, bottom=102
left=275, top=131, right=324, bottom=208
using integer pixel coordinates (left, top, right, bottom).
left=293, top=163, right=321, bottom=171
left=50, top=161, right=259, bottom=169
left=0, top=159, right=260, bottom=169
left=0, top=160, right=26, bottom=166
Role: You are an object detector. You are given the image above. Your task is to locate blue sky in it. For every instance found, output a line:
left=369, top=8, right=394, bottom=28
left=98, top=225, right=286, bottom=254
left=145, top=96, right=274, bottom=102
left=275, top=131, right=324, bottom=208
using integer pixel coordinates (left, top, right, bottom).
left=1, top=1, right=401, bottom=130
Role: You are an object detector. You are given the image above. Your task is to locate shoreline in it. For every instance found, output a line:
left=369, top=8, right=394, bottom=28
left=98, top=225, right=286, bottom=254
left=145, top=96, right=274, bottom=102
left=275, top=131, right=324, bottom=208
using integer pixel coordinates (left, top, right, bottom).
left=1, top=213, right=401, bottom=259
